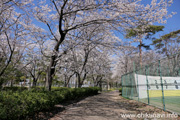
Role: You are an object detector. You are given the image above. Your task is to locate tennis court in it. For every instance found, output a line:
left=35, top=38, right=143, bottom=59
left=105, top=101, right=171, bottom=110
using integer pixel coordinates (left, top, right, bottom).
left=122, top=53, right=180, bottom=114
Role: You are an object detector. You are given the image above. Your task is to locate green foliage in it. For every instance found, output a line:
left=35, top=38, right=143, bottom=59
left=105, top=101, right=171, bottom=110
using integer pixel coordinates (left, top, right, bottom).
left=125, top=25, right=164, bottom=51
left=119, top=88, right=122, bottom=93
left=0, top=65, right=25, bottom=87
left=52, top=80, right=64, bottom=86
left=2, top=87, right=28, bottom=91
left=154, top=29, right=180, bottom=41
left=0, top=87, right=100, bottom=120
left=126, top=25, right=164, bottom=39
left=152, top=29, right=180, bottom=55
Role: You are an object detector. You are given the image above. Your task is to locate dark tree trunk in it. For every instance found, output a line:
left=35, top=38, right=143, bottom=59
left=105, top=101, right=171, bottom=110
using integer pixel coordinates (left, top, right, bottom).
left=77, top=73, right=81, bottom=88
left=46, top=33, right=66, bottom=91
left=32, top=77, right=37, bottom=87
left=32, top=80, right=37, bottom=87
left=64, top=73, right=75, bottom=87
left=46, top=66, right=53, bottom=91
left=99, top=80, right=102, bottom=91
left=10, top=80, right=13, bottom=87
left=139, top=40, right=142, bottom=67
left=0, top=78, right=4, bottom=89
left=64, top=75, right=67, bottom=87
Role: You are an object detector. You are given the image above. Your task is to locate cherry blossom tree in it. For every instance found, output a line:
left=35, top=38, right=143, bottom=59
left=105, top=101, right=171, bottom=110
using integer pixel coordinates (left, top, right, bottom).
left=21, top=44, right=46, bottom=87
left=29, top=0, right=174, bottom=91
left=0, top=0, right=173, bottom=90
left=0, top=0, right=33, bottom=87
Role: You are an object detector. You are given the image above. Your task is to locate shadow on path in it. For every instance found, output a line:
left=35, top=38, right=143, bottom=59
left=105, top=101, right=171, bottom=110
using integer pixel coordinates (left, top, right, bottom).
left=33, top=91, right=180, bottom=120
left=28, top=95, right=95, bottom=120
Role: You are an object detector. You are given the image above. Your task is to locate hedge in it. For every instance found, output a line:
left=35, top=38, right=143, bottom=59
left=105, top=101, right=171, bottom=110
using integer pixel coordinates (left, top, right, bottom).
left=0, top=87, right=100, bottom=120
left=119, top=88, right=122, bottom=93
left=2, top=86, right=28, bottom=91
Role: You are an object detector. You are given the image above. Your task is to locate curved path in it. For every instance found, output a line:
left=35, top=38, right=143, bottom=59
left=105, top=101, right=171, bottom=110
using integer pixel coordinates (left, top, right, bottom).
left=49, top=91, right=179, bottom=120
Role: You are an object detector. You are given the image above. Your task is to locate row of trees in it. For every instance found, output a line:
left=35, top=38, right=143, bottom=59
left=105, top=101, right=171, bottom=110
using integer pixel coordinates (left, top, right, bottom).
left=113, top=29, right=180, bottom=80
left=0, top=0, right=176, bottom=90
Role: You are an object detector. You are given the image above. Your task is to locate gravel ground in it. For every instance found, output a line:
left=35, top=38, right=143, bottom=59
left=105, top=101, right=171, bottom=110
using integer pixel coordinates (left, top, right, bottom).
left=38, top=91, right=180, bottom=120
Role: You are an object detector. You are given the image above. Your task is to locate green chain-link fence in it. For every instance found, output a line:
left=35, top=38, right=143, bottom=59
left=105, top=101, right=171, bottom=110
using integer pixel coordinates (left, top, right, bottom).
left=122, top=53, right=180, bottom=114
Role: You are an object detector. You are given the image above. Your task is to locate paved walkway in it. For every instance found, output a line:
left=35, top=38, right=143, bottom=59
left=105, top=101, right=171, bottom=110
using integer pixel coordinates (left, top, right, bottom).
left=49, top=91, right=179, bottom=120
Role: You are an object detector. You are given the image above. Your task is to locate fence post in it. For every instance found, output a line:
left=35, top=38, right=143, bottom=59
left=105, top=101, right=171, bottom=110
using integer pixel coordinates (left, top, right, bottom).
left=127, top=74, right=130, bottom=98
left=121, top=75, right=123, bottom=97
left=130, top=74, right=133, bottom=99
left=125, top=75, right=128, bottom=98
left=133, top=62, right=139, bottom=101
left=159, top=60, right=166, bottom=111
left=145, top=65, right=150, bottom=105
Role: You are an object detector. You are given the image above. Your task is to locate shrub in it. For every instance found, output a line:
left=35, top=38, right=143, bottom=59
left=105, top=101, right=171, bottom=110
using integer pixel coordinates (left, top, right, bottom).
left=119, top=88, right=122, bottom=93
left=0, top=87, right=100, bottom=120
left=30, top=86, right=45, bottom=92
left=2, top=86, right=28, bottom=91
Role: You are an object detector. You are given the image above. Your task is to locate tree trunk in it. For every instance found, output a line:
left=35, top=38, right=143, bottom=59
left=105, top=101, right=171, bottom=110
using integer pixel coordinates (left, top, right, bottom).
left=10, top=80, right=13, bottom=87
left=66, top=74, right=75, bottom=88
left=78, top=83, right=83, bottom=88
left=24, top=77, right=26, bottom=86
left=75, top=75, right=77, bottom=88
left=32, top=78, right=37, bottom=87
left=139, top=40, right=142, bottom=67
left=99, top=79, right=102, bottom=91
left=0, top=79, right=3, bottom=89
left=77, top=73, right=82, bottom=88
left=46, top=33, right=66, bottom=91
left=76, top=73, right=83, bottom=88
left=125, top=56, right=128, bottom=73
left=64, top=75, right=67, bottom=87
left=46, top=66, right=53, bottom=91
left=45, top=50, right=59, bottom=90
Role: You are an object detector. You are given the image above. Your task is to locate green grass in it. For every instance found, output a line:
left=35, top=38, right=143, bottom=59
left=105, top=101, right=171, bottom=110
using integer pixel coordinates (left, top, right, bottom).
left=141, top=96, right=180, bottom=114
